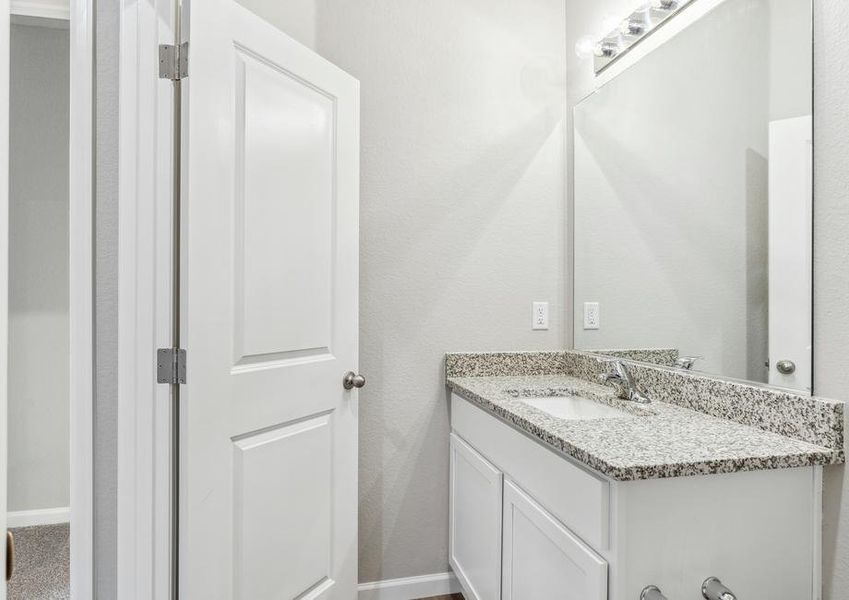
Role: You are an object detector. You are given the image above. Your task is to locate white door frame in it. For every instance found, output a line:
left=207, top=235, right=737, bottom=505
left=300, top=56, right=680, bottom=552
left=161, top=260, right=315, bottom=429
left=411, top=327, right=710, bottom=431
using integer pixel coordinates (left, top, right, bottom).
left=68, top=0, right=94, bottom=597
left=2, top=0, right=94, bottom=597
left=0, top=1, right=9, bottom=596
left=116, top=0, right=177, bottom=597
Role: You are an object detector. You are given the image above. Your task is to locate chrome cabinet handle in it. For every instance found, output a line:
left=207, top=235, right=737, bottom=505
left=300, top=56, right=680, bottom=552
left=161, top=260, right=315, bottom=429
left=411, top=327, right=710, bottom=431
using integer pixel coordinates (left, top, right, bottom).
left=776, top=360, right=796, bottom=375
left=702, top=577, right=737, bottom=600
left=343, top=371, right=366, bottom=390
left=641, top=585, right=668, bottom=600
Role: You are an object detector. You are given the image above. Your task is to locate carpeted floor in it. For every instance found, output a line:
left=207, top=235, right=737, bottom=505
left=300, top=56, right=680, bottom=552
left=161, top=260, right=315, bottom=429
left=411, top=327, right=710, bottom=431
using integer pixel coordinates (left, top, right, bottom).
left=6, top=523, right=70, bottom=600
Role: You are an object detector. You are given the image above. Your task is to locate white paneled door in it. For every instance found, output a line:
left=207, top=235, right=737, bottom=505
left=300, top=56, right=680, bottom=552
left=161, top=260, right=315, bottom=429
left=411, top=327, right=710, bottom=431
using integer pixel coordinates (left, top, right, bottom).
left=180, top=1, right=360, bottom=598
left=768, top=115, right=812, bottom=392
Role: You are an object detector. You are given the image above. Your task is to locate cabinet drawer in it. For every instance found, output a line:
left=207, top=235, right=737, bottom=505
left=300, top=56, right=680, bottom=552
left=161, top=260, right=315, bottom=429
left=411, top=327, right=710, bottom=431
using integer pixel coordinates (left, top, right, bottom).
left=449, top=433, right=502, bottom=600
left=451, top=393, right=610, bottom=550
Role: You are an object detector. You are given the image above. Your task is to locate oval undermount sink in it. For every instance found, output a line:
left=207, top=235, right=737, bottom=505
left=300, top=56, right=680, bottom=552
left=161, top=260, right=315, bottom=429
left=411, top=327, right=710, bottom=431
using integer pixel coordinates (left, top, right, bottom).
left=520, top=396, right=631, bottom=420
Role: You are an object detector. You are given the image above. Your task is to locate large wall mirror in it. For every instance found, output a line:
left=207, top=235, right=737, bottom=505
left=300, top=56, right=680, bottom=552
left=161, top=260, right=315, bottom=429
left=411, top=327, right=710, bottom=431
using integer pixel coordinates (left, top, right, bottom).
left=573, top=0, right=813, bottom=392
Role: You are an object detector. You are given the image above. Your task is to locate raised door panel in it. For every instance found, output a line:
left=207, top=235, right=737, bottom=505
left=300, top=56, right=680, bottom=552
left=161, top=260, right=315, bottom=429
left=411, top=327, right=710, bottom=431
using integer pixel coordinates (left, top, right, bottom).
left=450, top=434, right=503, bottom=600
left=502, top=480, right=607, bottom=600
left=232, top=414, right=334, bottom=599
left=234, top=47, right=335, bottom=368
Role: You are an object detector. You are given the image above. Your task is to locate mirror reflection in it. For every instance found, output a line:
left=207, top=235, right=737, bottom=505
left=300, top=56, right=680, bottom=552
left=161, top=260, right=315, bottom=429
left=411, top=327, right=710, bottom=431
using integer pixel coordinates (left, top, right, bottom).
left=573, top=0, right=812, bottom=392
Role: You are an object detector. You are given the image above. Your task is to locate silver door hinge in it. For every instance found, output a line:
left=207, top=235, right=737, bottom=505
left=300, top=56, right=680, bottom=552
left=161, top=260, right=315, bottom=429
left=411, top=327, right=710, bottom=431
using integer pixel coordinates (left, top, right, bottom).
left=159, top=42, right=189, bottom=81
left=157, top=348, right=187, bottom=384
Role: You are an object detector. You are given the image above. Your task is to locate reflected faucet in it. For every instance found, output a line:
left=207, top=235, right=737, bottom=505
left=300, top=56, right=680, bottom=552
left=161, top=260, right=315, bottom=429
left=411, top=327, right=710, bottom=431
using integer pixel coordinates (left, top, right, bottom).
left=674, top=355, right=702, bottom=370
left=598, top=360, right=651, bottom=404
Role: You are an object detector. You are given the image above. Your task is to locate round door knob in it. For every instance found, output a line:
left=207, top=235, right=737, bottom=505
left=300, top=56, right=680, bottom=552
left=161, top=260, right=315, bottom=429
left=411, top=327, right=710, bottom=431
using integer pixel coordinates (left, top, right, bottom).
left=776, top=360, right=796, bottom=375
left=343, top=371, right=366, bottom=390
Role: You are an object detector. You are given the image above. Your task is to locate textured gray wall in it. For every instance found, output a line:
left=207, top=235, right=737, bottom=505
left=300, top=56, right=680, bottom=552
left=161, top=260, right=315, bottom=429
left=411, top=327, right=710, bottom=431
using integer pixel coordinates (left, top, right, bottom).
left=313, top=1, right=567, bottom=582
left=95, top=0, right=119, bottom=596
left=814, top=2, right=849, bottom=597
left=236, top=0, right=316, bottom=49
left=8, top=23, right=70, bottom=512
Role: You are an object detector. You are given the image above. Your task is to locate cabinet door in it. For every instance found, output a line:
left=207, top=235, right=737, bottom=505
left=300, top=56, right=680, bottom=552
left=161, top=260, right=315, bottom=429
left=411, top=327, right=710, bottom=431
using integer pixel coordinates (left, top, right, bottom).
left=450, top=433, right=503, bottom=600
left=502, top=480, right=607, bottom=600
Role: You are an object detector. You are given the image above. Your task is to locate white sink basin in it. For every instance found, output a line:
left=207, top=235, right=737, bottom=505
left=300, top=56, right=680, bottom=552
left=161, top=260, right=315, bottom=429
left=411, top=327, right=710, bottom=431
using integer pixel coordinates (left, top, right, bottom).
left=520, top=396, right=630, bottom=420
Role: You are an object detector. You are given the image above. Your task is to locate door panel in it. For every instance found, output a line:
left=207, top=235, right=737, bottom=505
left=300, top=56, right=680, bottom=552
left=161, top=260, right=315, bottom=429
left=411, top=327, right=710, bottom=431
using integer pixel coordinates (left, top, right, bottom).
left=181, top=1, right=359, bottom=598
left=768, top=115, right=812, bottom=392
left=234, top=46, right=334, bottom=366
left=233, top=415, right=332, bottom=599
left=502, top=481, right=607, bottom=600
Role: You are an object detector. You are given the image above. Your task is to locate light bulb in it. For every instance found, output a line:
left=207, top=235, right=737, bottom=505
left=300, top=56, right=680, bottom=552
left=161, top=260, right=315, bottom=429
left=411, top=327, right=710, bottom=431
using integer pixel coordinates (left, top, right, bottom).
left=651, top=0, right=678, bottom=10
left=594, top=39, right=621, bottom=59
left=619, top=16, right=645, bottom=36
left=575, top=35, right=597, bottom=59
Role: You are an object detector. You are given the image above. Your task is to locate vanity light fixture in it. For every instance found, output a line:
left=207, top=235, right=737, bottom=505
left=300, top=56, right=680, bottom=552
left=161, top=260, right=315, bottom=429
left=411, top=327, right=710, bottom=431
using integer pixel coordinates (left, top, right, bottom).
left=620, top=9, right=651, bottom=37
left=652, top=0, right=679, bottom=10
left=587, top=0, right=694, bottom=73
left=595, top=39, right=623, bottom=59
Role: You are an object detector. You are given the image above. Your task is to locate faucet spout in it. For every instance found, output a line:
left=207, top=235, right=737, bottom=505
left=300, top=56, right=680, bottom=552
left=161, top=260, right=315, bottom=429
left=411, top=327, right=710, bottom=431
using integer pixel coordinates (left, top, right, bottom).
left=598, top=360, right=651, bottom=404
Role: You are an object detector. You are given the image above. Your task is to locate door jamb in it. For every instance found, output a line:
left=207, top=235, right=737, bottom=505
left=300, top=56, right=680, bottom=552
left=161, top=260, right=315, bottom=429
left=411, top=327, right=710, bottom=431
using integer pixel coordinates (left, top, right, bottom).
left=116, top=0, right=177, bottom=597
left=68, top=0, right=95, bottom=597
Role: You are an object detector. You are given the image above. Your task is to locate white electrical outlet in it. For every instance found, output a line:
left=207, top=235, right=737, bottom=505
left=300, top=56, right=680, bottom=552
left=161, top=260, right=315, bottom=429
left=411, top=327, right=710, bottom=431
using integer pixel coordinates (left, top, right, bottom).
left=583, top=302, right=600, bottom=330
left=532, top=302, right=549, bottom=330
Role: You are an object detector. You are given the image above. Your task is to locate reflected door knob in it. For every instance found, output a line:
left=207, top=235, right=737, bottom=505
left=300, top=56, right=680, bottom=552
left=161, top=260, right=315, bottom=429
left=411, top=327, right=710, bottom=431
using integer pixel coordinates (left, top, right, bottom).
left=343, top=371, right=366, bottom=390
left=6, top=531, right=14, bottom=582
left=776, top=360, right=796, bottom=375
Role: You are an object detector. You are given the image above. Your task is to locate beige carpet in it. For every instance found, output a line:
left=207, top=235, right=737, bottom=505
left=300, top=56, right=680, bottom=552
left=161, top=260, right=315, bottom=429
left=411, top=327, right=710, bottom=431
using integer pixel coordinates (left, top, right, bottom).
left=6, top=524, right=69, bottom=600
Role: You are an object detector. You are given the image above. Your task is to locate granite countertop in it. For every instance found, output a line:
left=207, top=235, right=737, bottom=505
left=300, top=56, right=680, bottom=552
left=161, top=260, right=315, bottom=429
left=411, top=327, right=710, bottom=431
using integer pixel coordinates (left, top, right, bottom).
left=447, top=372, right=840, bottom=481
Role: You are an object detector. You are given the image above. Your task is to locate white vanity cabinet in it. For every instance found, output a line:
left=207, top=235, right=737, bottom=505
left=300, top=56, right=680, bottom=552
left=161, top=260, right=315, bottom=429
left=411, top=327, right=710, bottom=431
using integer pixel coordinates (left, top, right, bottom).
left=449, top=433, right=503, bottom=600
left=501, top=480, right=607, bottom=600
left=449, top=393, right=822, bottom=600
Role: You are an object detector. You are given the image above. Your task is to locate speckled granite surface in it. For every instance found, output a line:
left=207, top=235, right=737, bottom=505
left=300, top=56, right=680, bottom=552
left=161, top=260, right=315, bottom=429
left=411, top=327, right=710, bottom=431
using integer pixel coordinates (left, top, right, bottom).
left=585, top=348, right=679, bottom=366
left=563, top=350, right=844, bottom=451
left=445, top=351, right=844, bottom=481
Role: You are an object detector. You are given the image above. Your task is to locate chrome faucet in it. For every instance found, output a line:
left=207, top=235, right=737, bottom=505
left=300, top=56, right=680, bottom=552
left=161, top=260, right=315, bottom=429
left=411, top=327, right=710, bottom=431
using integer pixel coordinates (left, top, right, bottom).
left=674, top=355, right=702, bottom=370
left=599, top=360, right=651, bottom=404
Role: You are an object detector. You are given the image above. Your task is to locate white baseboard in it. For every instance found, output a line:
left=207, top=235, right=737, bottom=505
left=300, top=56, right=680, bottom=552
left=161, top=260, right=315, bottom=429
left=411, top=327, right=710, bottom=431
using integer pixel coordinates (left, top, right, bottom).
left=7, top=507, right=71, bottom=528
left=358, top=572, right=462, bottom=600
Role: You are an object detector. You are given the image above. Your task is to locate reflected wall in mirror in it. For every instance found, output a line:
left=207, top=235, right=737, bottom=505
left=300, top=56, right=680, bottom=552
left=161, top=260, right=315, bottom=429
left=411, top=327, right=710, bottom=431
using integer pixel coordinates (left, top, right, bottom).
left=573, top=0, right=812, bottom=392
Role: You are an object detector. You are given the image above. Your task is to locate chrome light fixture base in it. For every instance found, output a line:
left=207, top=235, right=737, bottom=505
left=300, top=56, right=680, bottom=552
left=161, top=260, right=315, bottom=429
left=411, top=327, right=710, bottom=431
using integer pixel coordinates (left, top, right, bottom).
left=593, top=0, right=695, bottom=74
